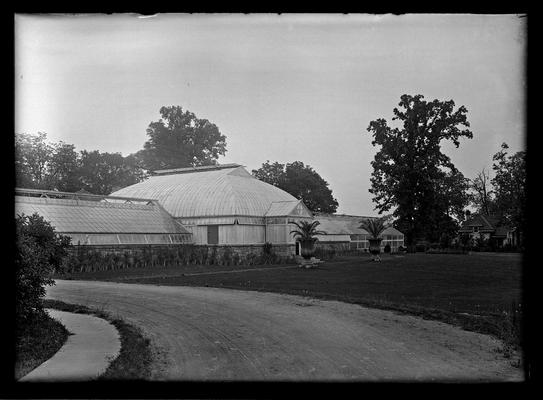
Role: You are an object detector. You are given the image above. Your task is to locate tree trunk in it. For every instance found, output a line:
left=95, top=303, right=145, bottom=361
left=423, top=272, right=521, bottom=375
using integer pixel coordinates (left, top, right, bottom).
left=368, top=238, right=383, bottom=260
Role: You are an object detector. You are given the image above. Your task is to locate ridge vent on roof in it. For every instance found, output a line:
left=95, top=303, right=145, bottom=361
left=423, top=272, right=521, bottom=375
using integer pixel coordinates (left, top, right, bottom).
left=15, top=187, right=157, bottom=204
left=152, top=163, right=243, bottom=176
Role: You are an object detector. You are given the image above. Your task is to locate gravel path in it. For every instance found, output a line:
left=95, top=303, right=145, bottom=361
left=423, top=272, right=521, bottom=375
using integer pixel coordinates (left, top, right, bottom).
left=46, top=280, right=523, bottom=382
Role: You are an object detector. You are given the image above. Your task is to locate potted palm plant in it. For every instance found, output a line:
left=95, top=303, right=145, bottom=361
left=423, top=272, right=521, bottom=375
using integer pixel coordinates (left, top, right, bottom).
left=290, top=220, right=326, bottom=260
left=359, top=216, right=390, bottom=261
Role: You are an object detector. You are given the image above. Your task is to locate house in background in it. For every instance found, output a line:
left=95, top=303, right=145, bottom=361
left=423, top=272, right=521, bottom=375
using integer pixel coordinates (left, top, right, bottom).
left=457, top=213, right=518, bottom=248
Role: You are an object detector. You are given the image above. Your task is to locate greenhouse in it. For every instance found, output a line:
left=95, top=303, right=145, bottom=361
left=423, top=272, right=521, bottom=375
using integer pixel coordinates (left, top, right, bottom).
left=314, top=213, right=405, bottom=252
left=110, top=164, right=314, bottom=254
left=15, top=164, right=405, bottom=258
left=14, top=188, right=192, bottom=246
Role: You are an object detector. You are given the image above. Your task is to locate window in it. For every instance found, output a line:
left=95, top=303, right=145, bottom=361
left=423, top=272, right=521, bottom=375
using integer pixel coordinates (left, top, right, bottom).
left=350, top=234, right=369, bottom=251
left=207, top=225, right=219, bottom=244
left=145, top=234, right=173, bottom=244
left=171, top=234, right=191, bottom=243
left=473, top=226, right=479, bottom=233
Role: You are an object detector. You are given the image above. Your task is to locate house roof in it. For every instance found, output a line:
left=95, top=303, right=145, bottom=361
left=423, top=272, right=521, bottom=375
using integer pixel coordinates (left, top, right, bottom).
left=111, top=165, right=301, bottom=218
left=314, top=214, right=404, bottom=236
left=15, top=192, right=190, bottom=235
left=459, top=213, right=509, bottom=233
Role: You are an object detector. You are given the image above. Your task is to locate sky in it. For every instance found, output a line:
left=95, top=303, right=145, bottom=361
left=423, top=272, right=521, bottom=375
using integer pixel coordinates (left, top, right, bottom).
left=15, top=13, right=526, bottom=216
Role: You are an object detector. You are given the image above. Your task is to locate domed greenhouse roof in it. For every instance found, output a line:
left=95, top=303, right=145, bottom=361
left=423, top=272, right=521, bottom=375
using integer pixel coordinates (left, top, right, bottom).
left=110, top=164, right=299, bottom=218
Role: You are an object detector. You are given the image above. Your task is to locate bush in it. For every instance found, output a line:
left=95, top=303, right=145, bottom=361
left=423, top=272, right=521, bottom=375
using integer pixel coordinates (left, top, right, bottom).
left=222, top=246, right=233, bottom=266
left=415, top=241, right=429, bottom=252
left=459, top=234, right=470, bottom=251
left=439, top=237, right=447, bottom=249
left=260, top=242, right=278, bottom=264
left=16, top=213, right=71, bottom=324
left=314, top=246, right=336, bottom=260
left=246, top=252, right=259, bottom=265
left=501, top=243, right=519, bottom=253
left=472, top=237, right=493, bottom=252
left=383, top=244, right=391, bottom=254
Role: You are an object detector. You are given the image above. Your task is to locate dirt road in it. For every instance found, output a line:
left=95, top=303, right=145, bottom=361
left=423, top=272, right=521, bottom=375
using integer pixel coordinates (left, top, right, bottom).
left=46, top=280, right=522, bottom=382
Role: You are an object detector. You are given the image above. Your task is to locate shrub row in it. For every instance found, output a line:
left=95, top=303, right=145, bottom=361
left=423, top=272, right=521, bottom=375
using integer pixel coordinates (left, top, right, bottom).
left=314, top=246, right=337, bottom=260
left=421, top=239, right=522, bottom=254
left=61, top=243, right=296, bottom=273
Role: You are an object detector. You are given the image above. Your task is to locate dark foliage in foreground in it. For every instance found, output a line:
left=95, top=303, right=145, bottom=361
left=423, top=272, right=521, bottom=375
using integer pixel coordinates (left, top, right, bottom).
left=15, top=213, right=71, bottom=325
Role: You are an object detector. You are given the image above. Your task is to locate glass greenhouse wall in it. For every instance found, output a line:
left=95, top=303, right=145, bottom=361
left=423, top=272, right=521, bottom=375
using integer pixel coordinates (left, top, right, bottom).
left=67, top=233, right=192, bottom=245
left=15, top=188, right=193, bottom=246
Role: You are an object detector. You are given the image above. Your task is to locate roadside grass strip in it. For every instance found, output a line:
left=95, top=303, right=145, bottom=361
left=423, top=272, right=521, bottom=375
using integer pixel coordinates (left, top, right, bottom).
left=43, top=299, right=154, bottom=380
left=19, top=309, right=121, bottom=381
left=15, top=312, right=70, bottom=380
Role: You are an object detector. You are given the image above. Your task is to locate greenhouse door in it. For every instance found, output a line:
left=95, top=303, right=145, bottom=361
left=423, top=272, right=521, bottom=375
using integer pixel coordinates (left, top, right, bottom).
left=295, top=241, right=301, bottom=256
left=207, top=225, right=219, bottom=245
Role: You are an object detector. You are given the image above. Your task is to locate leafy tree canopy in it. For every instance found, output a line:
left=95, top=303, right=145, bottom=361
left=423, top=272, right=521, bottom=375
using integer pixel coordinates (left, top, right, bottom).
left=252, top=160, right=339, bottom=213
left=289, top=220, right=326, bottom=242
left=491, top=143, right=526, bottom=233
left=78, top=150, right=146, bottom=195
left=359, top=215, right=392, bottom=239
left=366, top=94, right=473, bottom=246
left=15, top=132, right=145, bottom=195
left=136, top=106, right=227, bottom=171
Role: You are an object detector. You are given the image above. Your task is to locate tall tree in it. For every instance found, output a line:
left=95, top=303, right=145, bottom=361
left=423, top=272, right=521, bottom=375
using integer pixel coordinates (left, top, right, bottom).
left=423, top=169, right=471, bottom=243
left=252, top=160, right=339, bottom=213
left=15, top=132, right=52, bottom=189
left=45, top=141, right=80, bottom=192
left=491, top=143, right=526, bottom=239
left=137, top=106, right=227, bottom=171
left=366, top=94, right=473, bottom=247
left=251, top=161, right=286, bottom=187
left=15, top=132, right=80, bottom=191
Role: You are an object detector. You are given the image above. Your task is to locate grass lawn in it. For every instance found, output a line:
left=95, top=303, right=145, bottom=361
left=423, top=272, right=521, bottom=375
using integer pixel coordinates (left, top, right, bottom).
left=15, top=312, right=70, bottom=380
left=58, top=252, right=523, bottom=352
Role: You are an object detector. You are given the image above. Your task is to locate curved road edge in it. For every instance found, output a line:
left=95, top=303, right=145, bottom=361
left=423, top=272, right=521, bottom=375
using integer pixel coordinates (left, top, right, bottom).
left=45, top=280, right=524, bottom=382
left=19, top=309, right=121, bottom=382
